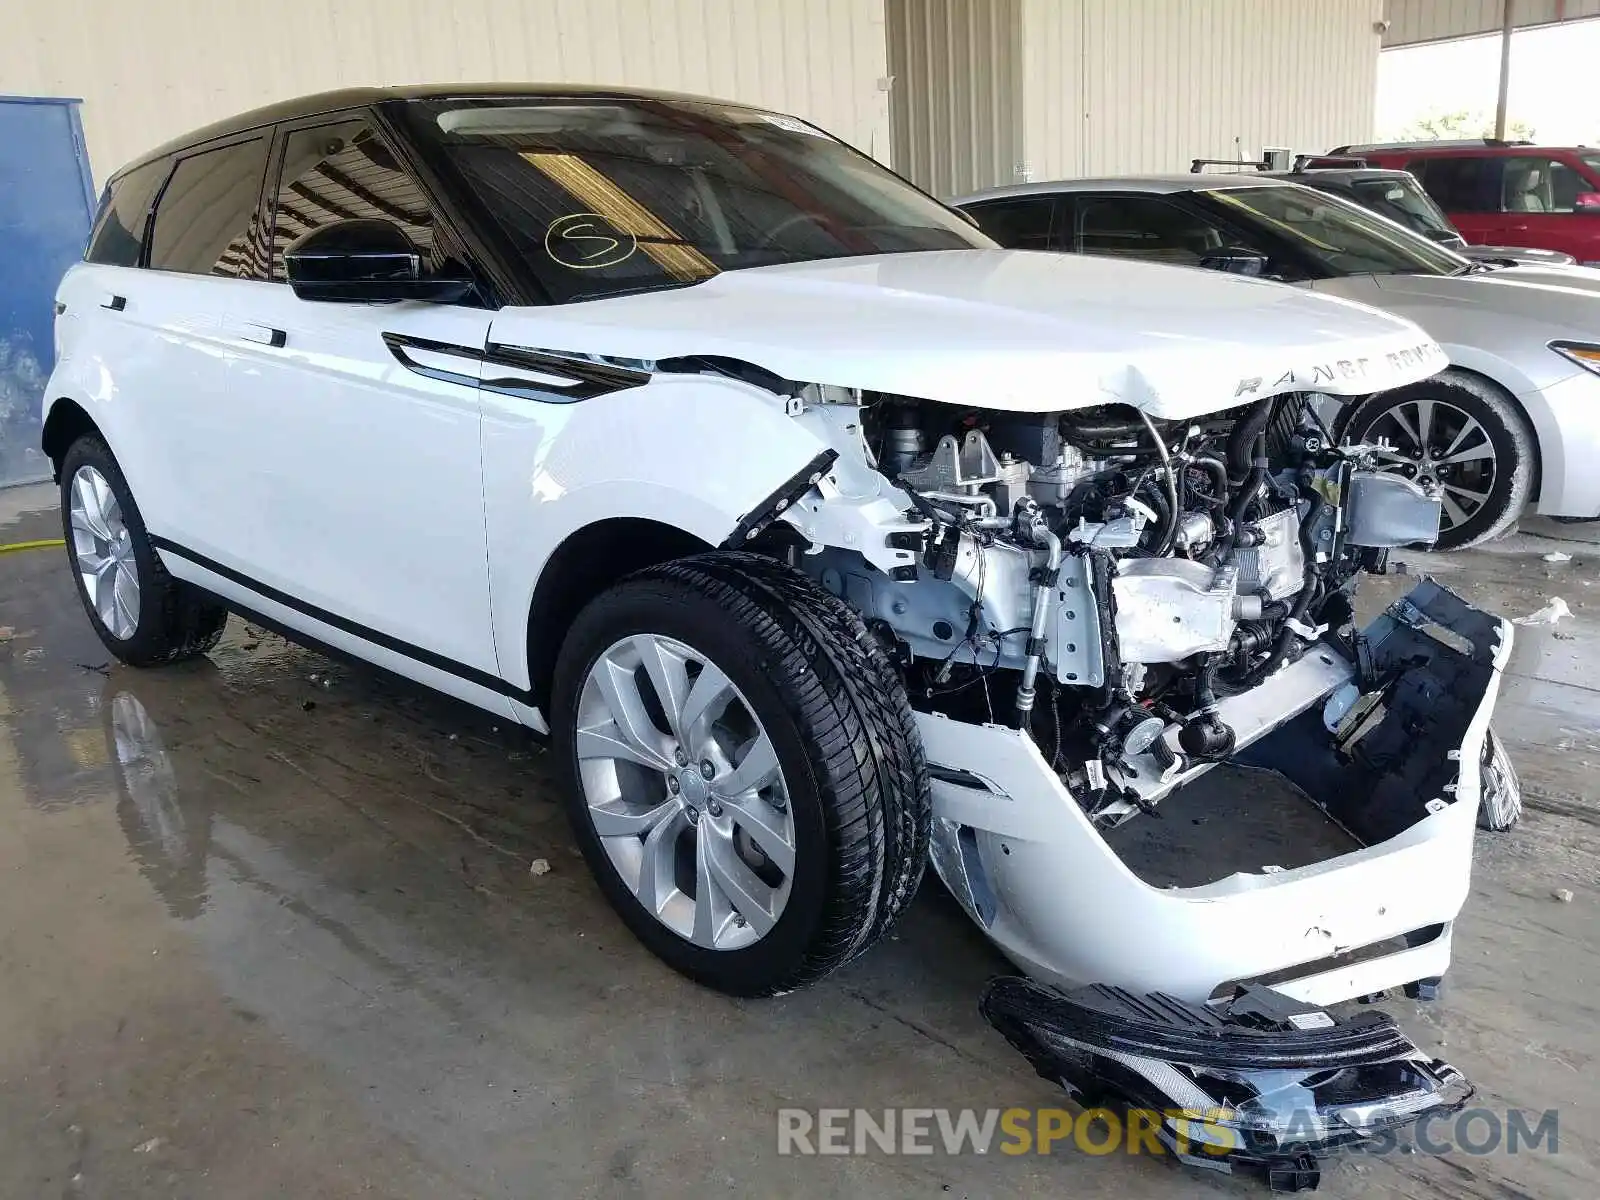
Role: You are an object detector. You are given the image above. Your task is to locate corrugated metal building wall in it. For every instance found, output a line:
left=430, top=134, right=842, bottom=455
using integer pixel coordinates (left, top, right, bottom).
left=1060, top=0, right=1383, bottom=178
left=2, top=0, right=895, bottom=183
left=1384, top=0, right=1600, bottom=47
left=10, top=0, right=1388, bottom=195
left=888, top=0, right=1383, bottom=194
left=886, top=0, right=1021, bottom=198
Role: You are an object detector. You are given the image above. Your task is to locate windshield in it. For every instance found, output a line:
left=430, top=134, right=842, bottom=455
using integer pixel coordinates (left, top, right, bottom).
left=409, top=98, right=989, bottom=303
left=1349, top=176, right=1459, bottom=241
left=1582, top=152, right=1600, bottom=180
left=1197, top=184, right=1467, bottom=277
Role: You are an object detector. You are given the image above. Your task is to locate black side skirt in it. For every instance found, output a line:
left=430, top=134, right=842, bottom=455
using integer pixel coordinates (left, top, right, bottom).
left=148, top=535, right=536, bottom=706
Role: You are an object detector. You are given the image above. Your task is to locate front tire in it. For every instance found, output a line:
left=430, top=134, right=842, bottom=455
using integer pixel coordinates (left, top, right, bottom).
left=552, top=552, right=930, bottom=997
left=59, top=434, right=228, bottom=666
left=1340, top=371, right=1534, bottom=550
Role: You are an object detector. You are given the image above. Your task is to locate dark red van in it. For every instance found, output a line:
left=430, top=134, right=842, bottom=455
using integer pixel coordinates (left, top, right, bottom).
left=1332, top=140, right=1600, bottom=264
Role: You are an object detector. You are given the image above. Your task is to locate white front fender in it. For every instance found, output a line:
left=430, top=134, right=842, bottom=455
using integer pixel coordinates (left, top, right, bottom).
left=480, top=368, right=830, bottom=694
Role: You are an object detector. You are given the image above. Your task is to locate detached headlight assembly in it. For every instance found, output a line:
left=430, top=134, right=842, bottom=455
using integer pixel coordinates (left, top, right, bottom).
left=1551, top=340, right=1600, bottom=375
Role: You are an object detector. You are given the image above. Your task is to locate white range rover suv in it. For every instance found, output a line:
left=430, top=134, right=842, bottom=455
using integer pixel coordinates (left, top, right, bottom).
left=45, top=86, right=1511, bottom=1175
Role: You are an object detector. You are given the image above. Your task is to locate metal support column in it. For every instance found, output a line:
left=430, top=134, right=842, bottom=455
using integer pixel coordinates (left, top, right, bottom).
left=1493, top=0, right=1515, bottom=141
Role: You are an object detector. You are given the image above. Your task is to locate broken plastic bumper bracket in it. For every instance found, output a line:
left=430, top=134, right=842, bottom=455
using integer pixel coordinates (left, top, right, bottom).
left=720, top=449, right=839, bottom=549
left=981, top=976, right=1473, bottom=1192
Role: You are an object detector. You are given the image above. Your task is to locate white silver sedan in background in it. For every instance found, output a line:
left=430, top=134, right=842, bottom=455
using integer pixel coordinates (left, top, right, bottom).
left=954, top=175, right=1600, bottom=548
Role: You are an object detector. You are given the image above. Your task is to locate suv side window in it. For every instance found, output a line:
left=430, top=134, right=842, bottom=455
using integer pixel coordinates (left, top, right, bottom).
left=1073, top=195, right=1239, bottom=265
left=147, top=138, right=270, bottom=276
left=1502, top=155, right=1588, bottom=213
left=269, top=119, right=438, bottom=282
left=1410, top=156, right=1501, bottom=212
left=960, top=197, right=1058, bottom=249
left=85, top=159, right=172, bottom=267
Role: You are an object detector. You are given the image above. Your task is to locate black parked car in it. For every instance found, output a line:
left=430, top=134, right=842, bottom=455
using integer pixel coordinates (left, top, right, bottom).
left=1258, top=161, right=1572, bottom=266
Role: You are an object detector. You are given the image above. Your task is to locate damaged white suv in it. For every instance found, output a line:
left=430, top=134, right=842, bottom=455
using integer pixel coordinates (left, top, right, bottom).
left=46, top=87, right=1513, bottom=1183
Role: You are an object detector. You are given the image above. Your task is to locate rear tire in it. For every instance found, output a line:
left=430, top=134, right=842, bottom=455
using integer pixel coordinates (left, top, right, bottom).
left=552, top=551, right=930, bottom=996
left=1340, top=371, right=1534, bottom=550
left=59, top=434, right=228, bottom=667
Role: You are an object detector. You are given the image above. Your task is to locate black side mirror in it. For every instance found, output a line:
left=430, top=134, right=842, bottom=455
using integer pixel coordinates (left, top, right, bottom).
left=1423, top=228, right=1468, bottom=248
left=285, top=219, right=474, bottom=303
left=1198, top=248, right=1269, bottom=277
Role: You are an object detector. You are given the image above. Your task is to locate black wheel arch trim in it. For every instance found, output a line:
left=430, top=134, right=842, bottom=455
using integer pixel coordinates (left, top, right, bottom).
left=720, top=449, right=839, bottom=551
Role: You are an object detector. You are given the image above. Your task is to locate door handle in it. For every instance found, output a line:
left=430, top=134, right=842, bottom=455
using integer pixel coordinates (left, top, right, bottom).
left=232, top=322, right=287, bottom=348
left=101, top=293, right=126, bottom=311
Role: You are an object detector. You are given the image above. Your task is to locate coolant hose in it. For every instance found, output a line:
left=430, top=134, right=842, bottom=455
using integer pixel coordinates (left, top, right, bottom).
left=1135, top=409, right=1180, bottom=554
left=1194, top=655, right=1221, bottom=708
left=1179, top=654, right=1237, bottom=759
left=1226, top=396, right=1276, bottom=483
left=1240, top=512, right=1322, bottom=686
left=1189, top=456, right=1229, bottom=507
left=1214, top=434, right=1267, bottom=567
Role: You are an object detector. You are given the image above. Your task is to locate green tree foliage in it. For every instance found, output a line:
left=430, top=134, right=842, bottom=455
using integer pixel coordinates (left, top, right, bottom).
left=1392, top=110, right=1536, bottom=141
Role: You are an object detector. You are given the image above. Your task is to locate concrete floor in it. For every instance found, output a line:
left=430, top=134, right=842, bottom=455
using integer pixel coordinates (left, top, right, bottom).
left=2, top=478, right=1597, bottom=1199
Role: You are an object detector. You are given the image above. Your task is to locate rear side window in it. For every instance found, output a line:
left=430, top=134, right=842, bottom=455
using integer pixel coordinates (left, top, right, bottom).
left=961, top=198, right=1058, bottom=249
left=1074, top=195, right=1234, bottom=265
left=1410, top=156, right=1501, bottom=213
left=1502, top=155, right=1590, bottom=213
left=148, top=138, right=270, bottom=277
left=85, top=160, right=171, bottom=267
left=268, top=119, right=439, bottom=282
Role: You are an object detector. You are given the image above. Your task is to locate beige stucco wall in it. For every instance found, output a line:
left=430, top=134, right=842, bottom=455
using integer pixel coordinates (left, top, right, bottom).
left=4, top=0, right=894, bottom=185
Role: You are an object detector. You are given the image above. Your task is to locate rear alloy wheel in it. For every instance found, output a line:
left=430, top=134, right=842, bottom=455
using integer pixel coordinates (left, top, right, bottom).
left=69, top=464, right=141, bottom=640
left=553, top=552, right=930, bottom=997
left=59, top=434, right=229, bottom=666
left=1341, top=372, right=1534, bottom=550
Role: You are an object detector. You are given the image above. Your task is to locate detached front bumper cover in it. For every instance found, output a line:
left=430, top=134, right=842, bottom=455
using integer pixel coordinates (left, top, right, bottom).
left=982, top=976, right=1472, bottom=1192
left=922, top=579, right=1512, bottom=1006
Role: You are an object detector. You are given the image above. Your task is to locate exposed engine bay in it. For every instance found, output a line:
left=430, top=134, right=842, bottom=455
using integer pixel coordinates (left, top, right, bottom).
left=759, top=381, right=1508, bottom=1191
left=786, top=385, right=1442, bottom=828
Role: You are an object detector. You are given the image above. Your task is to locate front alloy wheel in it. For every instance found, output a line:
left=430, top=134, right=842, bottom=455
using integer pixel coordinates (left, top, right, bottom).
left=552, top=552, right=930, bottom=997
left=576, top=633, right=797, bottom=951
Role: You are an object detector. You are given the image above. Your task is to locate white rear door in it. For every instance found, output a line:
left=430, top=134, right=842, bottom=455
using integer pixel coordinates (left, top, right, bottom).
left=83, top=137, right=272, bottom=547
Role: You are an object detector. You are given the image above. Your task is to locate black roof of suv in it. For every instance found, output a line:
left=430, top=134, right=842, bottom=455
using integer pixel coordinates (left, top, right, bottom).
left=117, top=84, right=760, bottom=179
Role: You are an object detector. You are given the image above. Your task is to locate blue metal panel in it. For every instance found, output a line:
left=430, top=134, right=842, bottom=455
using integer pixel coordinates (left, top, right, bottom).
left=0, top=96, right=96, bottom=487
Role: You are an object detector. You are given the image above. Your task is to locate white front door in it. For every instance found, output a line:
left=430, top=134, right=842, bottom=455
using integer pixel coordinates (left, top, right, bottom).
left=212, top=286, right=498, bottom=678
